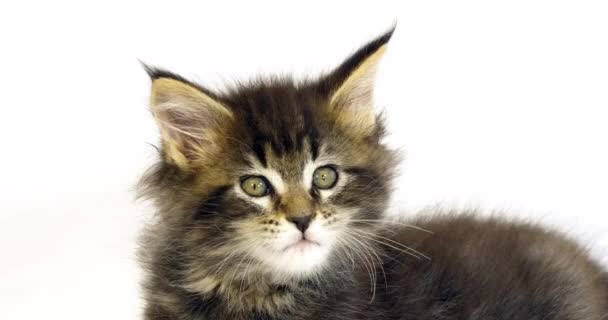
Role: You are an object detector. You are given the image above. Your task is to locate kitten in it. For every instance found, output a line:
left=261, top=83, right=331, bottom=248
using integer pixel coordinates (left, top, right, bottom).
left=138, top=29, right=608, bottom=319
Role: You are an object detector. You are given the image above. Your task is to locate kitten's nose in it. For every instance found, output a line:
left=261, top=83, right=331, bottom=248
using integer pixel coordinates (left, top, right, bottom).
left=287, top=214, right=312, bottom=233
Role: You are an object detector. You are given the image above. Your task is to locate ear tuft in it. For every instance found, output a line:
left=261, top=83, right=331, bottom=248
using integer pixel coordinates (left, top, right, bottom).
left=321, top=27, right=395, bottom=137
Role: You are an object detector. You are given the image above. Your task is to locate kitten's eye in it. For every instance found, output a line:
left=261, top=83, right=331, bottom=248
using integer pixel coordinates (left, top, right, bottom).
left=240, top=176, right=270, bottom=197
left=312, top=166, right=338, bottom=189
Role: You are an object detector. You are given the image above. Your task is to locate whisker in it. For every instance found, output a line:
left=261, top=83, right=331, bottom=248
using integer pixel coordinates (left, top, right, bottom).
left=349, top=219, right=434, bottom=234
left=339, top=233, right=380, bottom=301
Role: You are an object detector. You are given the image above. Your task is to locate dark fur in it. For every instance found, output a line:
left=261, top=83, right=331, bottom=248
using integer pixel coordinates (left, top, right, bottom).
left=138, top=29, right=608, bottom=319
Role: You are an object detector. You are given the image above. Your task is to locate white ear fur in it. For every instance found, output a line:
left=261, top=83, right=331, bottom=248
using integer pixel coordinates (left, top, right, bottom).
left=150, top=77, right=233, bottom=168
left=329, top=45, right=388, bottom=136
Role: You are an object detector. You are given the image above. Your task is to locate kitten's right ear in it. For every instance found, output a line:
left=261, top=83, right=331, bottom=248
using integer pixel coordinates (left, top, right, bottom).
left=144, top=65, right=233, bottom=169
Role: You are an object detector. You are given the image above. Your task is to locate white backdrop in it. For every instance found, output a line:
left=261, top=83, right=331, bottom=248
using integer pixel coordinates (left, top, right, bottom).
left=0, top=1, right=607, bottom=319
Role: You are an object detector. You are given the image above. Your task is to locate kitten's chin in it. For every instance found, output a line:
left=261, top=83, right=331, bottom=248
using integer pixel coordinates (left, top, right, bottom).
left=255, top=240, right=332, bottom=278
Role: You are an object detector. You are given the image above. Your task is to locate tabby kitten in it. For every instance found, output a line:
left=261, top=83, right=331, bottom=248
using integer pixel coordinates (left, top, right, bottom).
left=138, top=29, right=608, bottom=319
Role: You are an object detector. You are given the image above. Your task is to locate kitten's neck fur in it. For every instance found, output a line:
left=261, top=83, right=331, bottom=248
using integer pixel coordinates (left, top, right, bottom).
left=178, top=252, right=359, bottom=318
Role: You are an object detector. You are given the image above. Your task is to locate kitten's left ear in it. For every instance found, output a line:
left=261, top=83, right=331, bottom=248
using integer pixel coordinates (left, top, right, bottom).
left=319, top=27, right=394, bottom=136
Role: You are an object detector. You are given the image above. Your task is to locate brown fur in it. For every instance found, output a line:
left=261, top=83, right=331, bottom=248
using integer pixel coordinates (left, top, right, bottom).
left=138, top=28, right=608, bottom=319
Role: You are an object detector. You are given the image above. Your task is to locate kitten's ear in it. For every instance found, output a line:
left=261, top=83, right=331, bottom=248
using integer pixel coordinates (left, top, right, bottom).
left=320, top=28, right=394, bottom=136
left=144, top=66, right=233, bottom=169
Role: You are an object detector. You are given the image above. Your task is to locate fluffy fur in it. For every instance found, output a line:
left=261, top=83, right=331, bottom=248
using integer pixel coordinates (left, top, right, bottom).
left=138, top=28, right=608, bottom=319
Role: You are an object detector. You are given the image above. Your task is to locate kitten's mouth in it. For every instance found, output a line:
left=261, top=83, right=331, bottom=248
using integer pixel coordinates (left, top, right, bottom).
left=282, top=239, right=320, bottom=253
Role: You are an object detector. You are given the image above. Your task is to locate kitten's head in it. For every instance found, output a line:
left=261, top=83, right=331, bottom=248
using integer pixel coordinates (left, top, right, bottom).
left=140, top=30, right=398, bottom=284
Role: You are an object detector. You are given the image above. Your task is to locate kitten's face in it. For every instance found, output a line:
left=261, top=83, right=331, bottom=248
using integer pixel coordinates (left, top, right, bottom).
left=223, top=137, right=375, bottom=277
left=141, top=30, right=396, bottom=282
left=215, top=115, right=388, bottom=278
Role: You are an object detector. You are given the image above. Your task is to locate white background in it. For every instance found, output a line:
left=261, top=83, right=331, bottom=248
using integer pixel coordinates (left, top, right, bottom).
left=1, top=1, right=607, bottom=319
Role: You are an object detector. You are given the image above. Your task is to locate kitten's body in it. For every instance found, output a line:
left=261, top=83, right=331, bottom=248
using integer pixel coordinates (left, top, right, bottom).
left=141, top=213, right=608, bottom=319
left=139, top=29, right=608, bottom=319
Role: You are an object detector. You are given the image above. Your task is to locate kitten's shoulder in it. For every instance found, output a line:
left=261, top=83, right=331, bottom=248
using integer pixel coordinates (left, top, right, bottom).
left=392, top=210, right=602, bottom=274
left=396, top=211, right=591, bottom=260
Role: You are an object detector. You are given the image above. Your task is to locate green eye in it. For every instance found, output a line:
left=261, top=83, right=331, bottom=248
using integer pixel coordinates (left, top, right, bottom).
left=240, top=176, right=270, bottom=197
left=313, top=166, right=338, bottom=189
